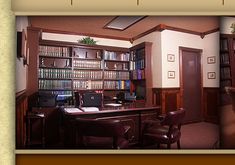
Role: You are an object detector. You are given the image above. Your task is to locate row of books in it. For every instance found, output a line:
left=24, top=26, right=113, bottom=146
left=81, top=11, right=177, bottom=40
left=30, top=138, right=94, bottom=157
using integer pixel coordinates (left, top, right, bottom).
left=73, top=70, right=103, bottom=79
left=39, top=45, right=70, bottom=57
left=73, top=60, right=101, bottom=69
left=39, top=80, right=72, bottom=90
left=131, top=69, right=145, bottom=80
left=220, top=67, right=231, bottom=79
left=220, top=39, right=228, bottom=51
left=104, top=80, right=130, bottom=90
left=130, top=49, right=145, bottom=61
left=38, top=91, right=73, bottom=97
left=130, top=59, right=145, bottom=70
left=220, top=53, right=230, bottom=65
left=104, top=71, right=130, bottom=80
left=38, top=68, right=72, bottom=79
left=220, top=80, right=232, bottom=89
left=103, top=50, right=130, bottom=61
left=73, top=80, right=103, bottom=90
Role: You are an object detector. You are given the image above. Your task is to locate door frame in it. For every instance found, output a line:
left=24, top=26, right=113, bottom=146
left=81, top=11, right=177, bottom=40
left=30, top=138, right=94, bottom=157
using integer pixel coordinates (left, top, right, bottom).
left=179, top=46, right=203, bottom=122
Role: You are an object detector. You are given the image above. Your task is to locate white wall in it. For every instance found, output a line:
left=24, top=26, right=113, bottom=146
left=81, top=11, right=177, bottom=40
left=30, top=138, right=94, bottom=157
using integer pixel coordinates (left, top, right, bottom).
left=133, top=30, right=219, bottom=88
left=42, top=32, right=132, bottom=48
left=202, top=32, right=220, bottom=87
left=16, top=16, right=28, bottom=93
left=220, top=17, right=235, bottom=34
left=161, top=30, right=203, bottom=88
left=132, top=32, right=162, bottom=87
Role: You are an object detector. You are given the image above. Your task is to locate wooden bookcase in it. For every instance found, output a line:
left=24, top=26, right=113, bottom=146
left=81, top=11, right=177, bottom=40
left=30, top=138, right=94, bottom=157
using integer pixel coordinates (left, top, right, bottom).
left=220, top=34, right=235, bottom=105
left=27, top=28, right=152, bottom=106
left=130, top=42, right=152, bottom=105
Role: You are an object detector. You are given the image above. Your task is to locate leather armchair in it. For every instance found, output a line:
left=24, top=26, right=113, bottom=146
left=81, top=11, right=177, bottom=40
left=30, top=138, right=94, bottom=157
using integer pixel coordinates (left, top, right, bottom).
left=75, top=118, right=130, bottom=149
left=142, top=108, right=186, bottom=149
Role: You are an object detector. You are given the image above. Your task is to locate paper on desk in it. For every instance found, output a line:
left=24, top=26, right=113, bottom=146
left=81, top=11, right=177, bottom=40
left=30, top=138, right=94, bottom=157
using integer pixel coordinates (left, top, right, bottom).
left=64, top=108, right=83, bottom=113
left=80, top=107, right=99, bottom=112
left=105, top=103, right=122, bottom=107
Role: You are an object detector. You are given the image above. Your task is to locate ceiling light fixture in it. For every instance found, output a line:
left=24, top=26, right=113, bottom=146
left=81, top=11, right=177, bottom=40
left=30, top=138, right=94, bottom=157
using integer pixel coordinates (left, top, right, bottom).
left=104, top=16, right=146, bottom=31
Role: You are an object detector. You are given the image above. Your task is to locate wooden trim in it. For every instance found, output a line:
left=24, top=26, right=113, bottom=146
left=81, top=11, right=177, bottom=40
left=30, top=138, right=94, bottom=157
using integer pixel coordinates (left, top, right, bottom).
left=103, top=16, right=147, bottom=31
left=16, top=89, right=27, bottom=98
left=132, top=24, right=219, bottom=41
left=16, top=90, right=28, bottom=148
left=39, top=39, right=129, bottom=52
left=179, top=47, right=203, bottom=121
left=39, top=27, right=131, bottom=42
left=203, top=87, right=219, bottom=123
left=152, top=88, right=181, bottom=114
left=202, top=28, right=220, bottom=36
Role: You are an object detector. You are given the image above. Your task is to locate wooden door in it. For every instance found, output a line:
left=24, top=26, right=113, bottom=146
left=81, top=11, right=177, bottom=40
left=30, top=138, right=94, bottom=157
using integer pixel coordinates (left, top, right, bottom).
left=180, top=47, right=202, bottom=123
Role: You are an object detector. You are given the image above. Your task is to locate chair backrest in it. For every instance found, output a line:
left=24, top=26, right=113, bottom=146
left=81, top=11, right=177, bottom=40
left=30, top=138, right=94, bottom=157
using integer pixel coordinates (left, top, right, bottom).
left=76, top=118, right=126, bottom=138
left=161, top=108, right=186, bottom=126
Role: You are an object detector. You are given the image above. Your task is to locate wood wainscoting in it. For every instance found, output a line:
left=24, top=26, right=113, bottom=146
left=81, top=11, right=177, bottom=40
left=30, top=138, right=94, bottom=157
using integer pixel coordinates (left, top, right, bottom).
left=16, top=90, right=28, bottom=148
left=152, top=87, right=219, bottom=123
left=152, top=88, right=181, bottom=114
left=203, top=87, right=220, bottom=123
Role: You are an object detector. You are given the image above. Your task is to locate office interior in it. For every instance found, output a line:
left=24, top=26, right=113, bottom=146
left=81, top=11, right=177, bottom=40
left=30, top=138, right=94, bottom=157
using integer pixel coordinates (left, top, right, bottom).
left=15, top=16, right=234, bottom=149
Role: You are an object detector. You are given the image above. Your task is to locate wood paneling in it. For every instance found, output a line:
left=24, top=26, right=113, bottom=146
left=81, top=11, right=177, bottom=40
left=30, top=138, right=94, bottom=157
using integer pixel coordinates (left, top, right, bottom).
left=16, top=90, right=28, bottom=148
left=152, top=88, right=180, bottom=114
left=153, top=87, right=219, bottom=123
left=27, top=27, right=41, bottom=97
left=203, top=88, right=219, bottom=123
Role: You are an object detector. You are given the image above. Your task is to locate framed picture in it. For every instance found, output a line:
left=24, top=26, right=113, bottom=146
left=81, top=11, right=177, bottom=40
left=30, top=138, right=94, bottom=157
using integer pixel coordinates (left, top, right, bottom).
left=167, top=54, right=175, bottom=62
left=208, top=72, right=216, bottom=79
left=207, top=56, right=216, bottom=64
left=168, top=71, right=175, bottom=79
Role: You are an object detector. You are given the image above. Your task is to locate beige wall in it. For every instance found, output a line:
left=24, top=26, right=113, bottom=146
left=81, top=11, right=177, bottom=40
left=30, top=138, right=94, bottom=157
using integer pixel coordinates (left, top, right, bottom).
left=42, top=32, right=132, bottom=48
left=161, top=30, right=219, bottom=88
left=220, top=17, right=235, bottom=34
left=16, top=16, right=28, bottom=93
left=133, top=30, right=219, bottom=88
left=133, top=32, right=162, bottom=87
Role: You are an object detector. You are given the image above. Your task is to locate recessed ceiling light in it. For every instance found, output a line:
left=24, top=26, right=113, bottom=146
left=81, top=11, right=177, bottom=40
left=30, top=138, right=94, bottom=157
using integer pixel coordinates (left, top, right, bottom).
left=104, top=16, right=146, bottom=31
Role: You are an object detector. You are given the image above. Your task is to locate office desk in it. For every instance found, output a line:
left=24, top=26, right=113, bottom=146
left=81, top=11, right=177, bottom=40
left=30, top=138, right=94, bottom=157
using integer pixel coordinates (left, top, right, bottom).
left=61, top=103, right=161, bottom=148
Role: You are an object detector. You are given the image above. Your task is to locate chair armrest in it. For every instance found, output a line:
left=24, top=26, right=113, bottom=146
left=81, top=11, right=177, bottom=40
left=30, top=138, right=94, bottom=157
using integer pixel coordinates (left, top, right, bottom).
left=157, top=114, right=166, bottom=121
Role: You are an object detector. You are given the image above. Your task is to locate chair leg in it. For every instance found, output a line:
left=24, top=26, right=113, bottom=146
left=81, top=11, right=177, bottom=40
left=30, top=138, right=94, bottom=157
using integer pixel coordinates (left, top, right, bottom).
left=177, top=140, right=181, bottom=149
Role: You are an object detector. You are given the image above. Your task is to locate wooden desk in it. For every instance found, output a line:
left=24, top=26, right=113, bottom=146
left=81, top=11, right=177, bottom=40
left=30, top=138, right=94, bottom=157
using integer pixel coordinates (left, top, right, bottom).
left=62, top=103, right=161, bottom=148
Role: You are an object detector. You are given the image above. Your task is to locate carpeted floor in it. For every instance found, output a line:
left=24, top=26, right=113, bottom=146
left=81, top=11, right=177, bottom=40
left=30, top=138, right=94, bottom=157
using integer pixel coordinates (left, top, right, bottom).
left=157, top=122, right=219, bottom=149
left=143, top=122, right=219, bottom=149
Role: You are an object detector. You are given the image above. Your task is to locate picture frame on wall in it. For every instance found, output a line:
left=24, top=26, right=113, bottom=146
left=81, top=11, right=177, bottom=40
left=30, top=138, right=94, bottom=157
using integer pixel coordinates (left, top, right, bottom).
left=207, top=56, right=216, bottom=64
left=167, top=54, right=175, bottom=62
left=208, top=72, right=216, bottom=79
left=168, top=71, right=175, bottom=79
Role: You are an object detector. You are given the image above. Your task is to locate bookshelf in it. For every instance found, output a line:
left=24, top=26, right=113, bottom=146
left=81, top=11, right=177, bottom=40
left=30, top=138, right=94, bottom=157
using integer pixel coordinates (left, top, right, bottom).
left=27, top=28, right=152, bottom=106
left=34, top=39, right=134, bottom=105
left=220, top=34, right=235, bottom=105
left=130, top=42, right=152, bottom=104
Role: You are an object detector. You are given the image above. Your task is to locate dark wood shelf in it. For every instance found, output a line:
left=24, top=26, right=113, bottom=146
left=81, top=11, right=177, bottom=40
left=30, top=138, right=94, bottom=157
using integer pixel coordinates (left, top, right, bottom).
left=104, top=59, right=129, bottom=63
left=39, top=66, right=72, bottom=69
left=73, top=78, right=103, bottom=81
left=220, top=64, right=231, bottom=67
left=39, top=89, right=72, bottom=91
left=104, top=89, right=129, bottom=91
left=39, top=55, right=72, bottom=59
left=73, top=68, right=102, bottom=70
left=104, top=69, right=129, bottom=71
left=38, top=78, right=72, bottom=80
left=73, top=57, right=102, bottom=61
left=104, top=79, right=130, bottom=81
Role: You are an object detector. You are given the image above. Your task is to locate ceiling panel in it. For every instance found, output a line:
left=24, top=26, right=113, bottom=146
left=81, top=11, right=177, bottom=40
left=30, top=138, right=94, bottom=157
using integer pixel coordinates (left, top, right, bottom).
left=29, top=16, right=219, bottom=40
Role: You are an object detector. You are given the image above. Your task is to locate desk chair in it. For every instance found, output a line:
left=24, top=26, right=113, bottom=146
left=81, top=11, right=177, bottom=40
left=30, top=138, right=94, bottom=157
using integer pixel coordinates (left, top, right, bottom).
left=142, top=108, right=185, bottom=149
left=75, top=118, right=130, bottom=149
